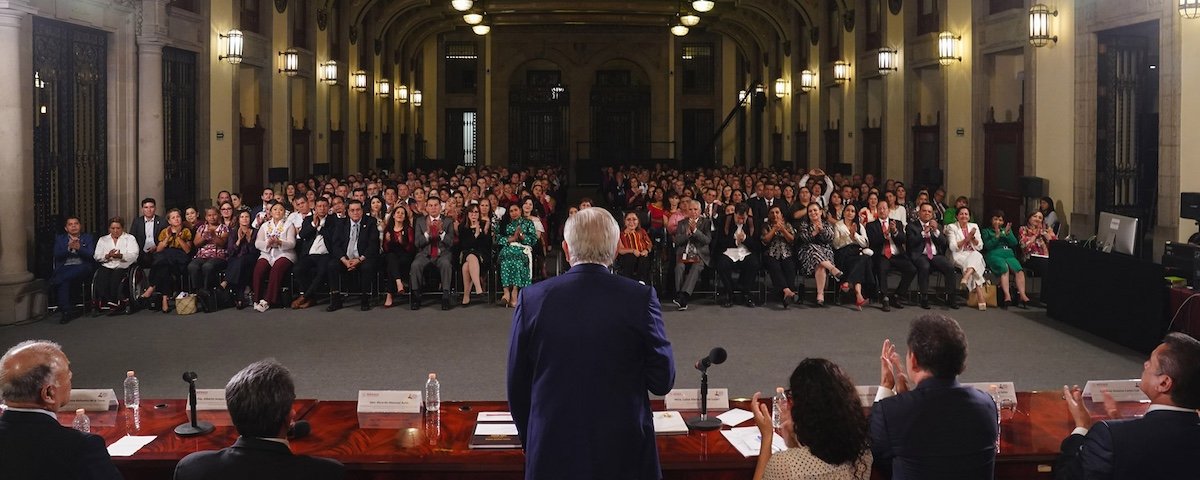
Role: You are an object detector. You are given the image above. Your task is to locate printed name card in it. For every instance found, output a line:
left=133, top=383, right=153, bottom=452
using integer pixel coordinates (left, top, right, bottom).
left=195, top=389, right=228, bottom=411
left=1083, top=379, right=1149, bottom=402
left=664, top=388, right=729, bottom=411
left=856, top=386, right=880, bottom=407
left=964, top=382, right=1018, bottom=405
left=62, top=389, right=118, bottom=412
left=357, top=390, right=423, bottom=413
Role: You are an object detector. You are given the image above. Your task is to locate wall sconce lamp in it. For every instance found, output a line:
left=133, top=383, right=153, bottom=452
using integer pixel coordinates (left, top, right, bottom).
left=833, top=61, right=851, bottom=83
left=799, top=69, right=816, bottom=93
left=397, top=84, right=409, bottom=103
left=1029, top=4, right=1058, bottom=47
left=1182, top=0, right=1200, bottom=19
left=352, top=70, right=368, bottom=92
left=412, top=89, right=423, bottom=107
left=377, top=78, right=390, bottom=98
left=877, top=48, right=898, bottom=75
left=319, top=60, right=338, bottom=85
left=938, top=32, right=962, bottom=65
left=774, top=77, right=789, bottom=98
left=278, top=48, right=299, bottom=76
left=737, top=89, right=748, bottom=103
left=219, top=29, right=244, bottom=65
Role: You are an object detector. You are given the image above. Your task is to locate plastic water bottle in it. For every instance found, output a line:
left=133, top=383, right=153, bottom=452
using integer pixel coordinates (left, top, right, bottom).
left=123, top=370, right=140, bottom=409
left=424, top=373, right=440, bottom=413
left=771, top=387, right=787, bottom=429
left=988, top=385, right=1002, bottom=452
left=72, top=409, right=90, bottom=433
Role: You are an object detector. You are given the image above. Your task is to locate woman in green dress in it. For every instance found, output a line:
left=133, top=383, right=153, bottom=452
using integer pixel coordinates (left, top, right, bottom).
left=981, top=209, right=1031, bottom=309
left=497, top=204, right=538, bottom=307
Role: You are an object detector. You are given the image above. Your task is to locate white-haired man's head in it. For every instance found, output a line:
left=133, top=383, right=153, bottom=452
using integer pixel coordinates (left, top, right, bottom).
left=562, top=207, right=619, bottom=266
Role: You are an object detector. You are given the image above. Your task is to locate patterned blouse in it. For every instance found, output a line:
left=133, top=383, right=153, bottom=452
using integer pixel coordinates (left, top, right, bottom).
left=764, top=223, right=796, bottom=260
left=1018, top=225, right=1057, bottom=260
left=194, top=223, right=229, bottom=260
left=619, top=228, right=652, bottom=253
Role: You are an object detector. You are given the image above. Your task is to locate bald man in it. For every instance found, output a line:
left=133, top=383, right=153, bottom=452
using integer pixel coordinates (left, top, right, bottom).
left=0, top=340, right=123, bottom=480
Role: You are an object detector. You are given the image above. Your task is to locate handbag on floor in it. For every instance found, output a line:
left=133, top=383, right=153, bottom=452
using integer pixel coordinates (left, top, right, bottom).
left=968, top=283, right=998, bottom=307
left=175, top=294, right=198, bottom=315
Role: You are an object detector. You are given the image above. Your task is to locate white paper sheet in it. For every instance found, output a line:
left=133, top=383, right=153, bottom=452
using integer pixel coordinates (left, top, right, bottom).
left=107, top=436, right=157, bottom=457
left=476, top=411, right=513, bottom=422
left=719, top=426, right=786, bottom=458
left=716, top=408, right=754, bottom=427
left=473, top=423, right=519, bottom=436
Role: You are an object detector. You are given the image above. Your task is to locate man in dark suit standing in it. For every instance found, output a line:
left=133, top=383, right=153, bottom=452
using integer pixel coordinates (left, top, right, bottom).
left=866, top=200, right=916, bottom=311
left=410, top=197, right=456, bottom=310
left=1055, top=332, right=1200, bottom=480
left=173, top=359, right=344, bottom=480
left=325, top=200, right=379, bottom=312
left=291, top=198, right=337, bottom=309
left=50, top=216, right=97, bottom=323
left=0, top=340, right=123, bottom=480
left=130, top=197, right=166, bottom=268
left=508, top=207, right=674, bottom=480
left=905, top=203, right=959, bottom=310
left=870, top=314, right=998, bottom=479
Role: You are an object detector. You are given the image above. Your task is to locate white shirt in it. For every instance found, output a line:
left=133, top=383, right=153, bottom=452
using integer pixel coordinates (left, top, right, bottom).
left=307, top=216, right=330, bottom=255
left=919, top=222, right=941, bottom=256
left=5, top=406, right=57, bottom=420
left=287, top=211, right=308, bottom=232
left=142, top=217, right=157, bottom=251
left=94, top=233, right=140, bottom=269
left=255, top=219, right=297, bottom=265
left=879, top=219, right=899, bottom=255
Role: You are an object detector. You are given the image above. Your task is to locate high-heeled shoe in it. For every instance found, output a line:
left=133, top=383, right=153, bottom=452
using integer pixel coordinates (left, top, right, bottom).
left=977, top=302, right=987, bottom=311
left=781, top=294, right=791, bottom=310
left=999, top=298, right=1009, bottom=310
left=814, top=298, right=827, bottom=308
left=855, top=298, right=867, bottom=312
left=462, top=295, right=471, bottom=306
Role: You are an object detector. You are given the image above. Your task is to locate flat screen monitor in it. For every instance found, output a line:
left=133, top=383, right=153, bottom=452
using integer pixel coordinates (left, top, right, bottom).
left=1097, top=211, right=1138, bottom=255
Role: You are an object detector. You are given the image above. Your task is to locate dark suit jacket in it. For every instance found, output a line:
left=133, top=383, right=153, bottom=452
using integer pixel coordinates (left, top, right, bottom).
left=866, top=218, right=908, bottom=257
left=413, top=215, right=456, bottom=258
left=869, top=377, right=999, bottom=480
left=296, top=214, right=337, bottom=256
left=327, top=216, right=379, bottom=260
left=173, top=436, right=343, bottom=480
left=712, top=215, right=763, bottom=253
left=0, top=410, right=123, bottom=480
left=130, top=215, right=166, bottom=252
left=507, top=263, right=675, bottom=480
left=54, top=233, right=97, bottom=270
left=1054, top=408, right=1200, bottom=480
left=904, top=221, right=950, bottom=260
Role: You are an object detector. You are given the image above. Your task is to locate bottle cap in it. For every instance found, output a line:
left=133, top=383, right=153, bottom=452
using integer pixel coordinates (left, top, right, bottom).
left=428, top=373, right=436, bottom=379
left=127, top=371, right=135, bottom=377
left=775, top=387, right=785, bottom=394
left=76, top=408, right=86, bottom=415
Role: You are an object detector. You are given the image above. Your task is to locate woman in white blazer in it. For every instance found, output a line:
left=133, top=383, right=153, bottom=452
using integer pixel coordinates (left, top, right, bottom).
left=93, top=216, right=140, bottom=310
left=944, top=206, right=989, bottom=310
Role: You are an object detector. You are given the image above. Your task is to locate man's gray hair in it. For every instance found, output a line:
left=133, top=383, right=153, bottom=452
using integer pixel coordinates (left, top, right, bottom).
left=564, top=207, right=619, bottom=266
left=0, top=340, right=64, bottom=403
left=225, top=359, right=296, bottom=438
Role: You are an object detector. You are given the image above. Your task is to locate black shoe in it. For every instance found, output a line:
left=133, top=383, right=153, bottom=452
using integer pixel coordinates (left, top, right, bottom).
left=920, top=294, right=931, bottom=310
left=947, top=293, right=960, bottom=309
left=999, top=298, right=1010, bottom=310
left=58, top=310, right=75, bottom=324
left=881, top=297, right=892, bottom=312
left=746, top=297, right=758, bottom=308
left=814, top=299, right=826, bottom=308
left=441, top=293, right=452, bottom=311
left=1017, top=298, right=1028, bottom=309
left=360, top=295, right=372, bottom=311
left=674, top=293, right=689, bottom=311
left=890, top=296, right=905, bottom=309
left=327, top=294, right=343, bottom=312
left=781, top=294, right=791, bottom=310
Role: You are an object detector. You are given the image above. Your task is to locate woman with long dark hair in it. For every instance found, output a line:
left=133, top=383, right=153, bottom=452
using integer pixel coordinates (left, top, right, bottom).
left=382, top=206, right=415, bottom=308
left=751, top=358, right=872, bottom=480
left=458, top=203, right=492, bottom=305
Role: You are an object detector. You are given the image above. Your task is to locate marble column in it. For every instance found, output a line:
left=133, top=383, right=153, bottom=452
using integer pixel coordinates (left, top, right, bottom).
left=137, top=36, right=165, bottom=205
left=0, top=3, right=36, bottom=324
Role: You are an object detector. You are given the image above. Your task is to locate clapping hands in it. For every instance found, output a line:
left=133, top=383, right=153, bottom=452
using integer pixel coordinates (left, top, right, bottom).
left=880, top=339, right=909, bottom=393
left=1062, top=385, right=1120, bottom=430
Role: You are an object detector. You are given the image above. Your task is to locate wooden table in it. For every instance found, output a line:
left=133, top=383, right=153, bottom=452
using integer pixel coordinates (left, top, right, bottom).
left=52, top=393, right=1147, bottom=480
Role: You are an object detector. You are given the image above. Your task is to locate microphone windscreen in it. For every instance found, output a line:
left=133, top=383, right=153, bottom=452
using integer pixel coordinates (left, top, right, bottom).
left=287, top=420, right=310, bottom=439
left=710, top=347, right=727, bottom=365
left=182, top=371, right=198, bottom=383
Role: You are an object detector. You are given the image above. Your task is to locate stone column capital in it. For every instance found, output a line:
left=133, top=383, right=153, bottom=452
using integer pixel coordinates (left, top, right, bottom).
left=0, top=0, right=34, bottom=26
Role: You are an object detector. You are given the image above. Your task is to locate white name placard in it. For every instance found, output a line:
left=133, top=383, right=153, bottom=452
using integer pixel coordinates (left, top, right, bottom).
left=62, top=389, right=118, bottom=412
left=664, top=388, right=729, bottom=411
left=1083, top=379, right=1149, bottom=402
left=964, top=382, right=1018, bottom=405
left=195, top=389, right=228, bottom=411
left=856, top=386, right=880, bottom=407
left=357, top=390, right=423, bottom=413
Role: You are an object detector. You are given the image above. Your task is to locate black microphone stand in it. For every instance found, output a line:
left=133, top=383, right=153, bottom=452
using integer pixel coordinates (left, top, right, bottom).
left=174, top=378, right=214, bottom=436
left=686, top=369, right=722, bottom=431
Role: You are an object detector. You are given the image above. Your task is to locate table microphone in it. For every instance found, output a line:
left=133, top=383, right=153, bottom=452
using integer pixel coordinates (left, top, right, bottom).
left=287, top=420, right=311, bottom=439
left=687, top=347, right=727, bottom=432
left=174, top=371, right=215, bottom=437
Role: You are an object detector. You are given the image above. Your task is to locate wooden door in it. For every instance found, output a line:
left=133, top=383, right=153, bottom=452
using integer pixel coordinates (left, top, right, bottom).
left=983, top=118, right=1023, bottom=223
left=239, top=126, right=265, bottom=197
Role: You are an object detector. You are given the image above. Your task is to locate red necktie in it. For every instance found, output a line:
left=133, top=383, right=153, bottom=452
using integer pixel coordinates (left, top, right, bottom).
left=882, top=221, right=893, bottom=259
left=430, top=219, right=440, bottom=258
left=925, top=236, right=934, bottom=259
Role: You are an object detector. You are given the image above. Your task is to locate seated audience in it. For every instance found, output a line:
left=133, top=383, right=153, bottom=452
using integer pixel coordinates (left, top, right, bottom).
left=832, top=205, right=873, bottom=310
left=251, top=203, right=296, bottom=312
left=223, top=210, right=258, bottom=309
left=131, top=197, right=166, bottom=268
left=291, top=198, right=336, bottom=310
left=0, top=340, right=123, bottom=480
left=672, top=199, right=711, bottom=311
left=142, top=209, right=192, bottom=313
left=714, top=203, right=762, bottom=308
left=871, top=314, right=998, bottom=479
left=942, top=196, right=973, bottom=226
left=411, top=197, right=457, bottom=311
left=93, top=216, right=139, bottom=314
left=1019, top=210, right=1057, bottom=279
left=326, top=200, right=380, bottom=312
left=50, top=216, right=96, bottom=323
left=383, top=205, right=416, bottom=308
left=1056, top=332, right=1200, bottom=480
left=188, top=207, right=229, bottom=294
left=497, top=204, right=538, bottom=308
left=761, top=205, right=800, bottom=308
left=1038, top=196, right=1060, bottom=234
left=866, top=200, right=915, bottom=312
left=795, top=203, right=842, bottom=307
left=750, top=358, right=872, bottom=480
left=944, top=206, right=988, bottom=310
left=173, top=359, right=344, bottom=480
left=982, top=210, right=1030, bottom=309
left=905, top=203, right=959, bottom=310
left=616, top=211, right=653, bottom=284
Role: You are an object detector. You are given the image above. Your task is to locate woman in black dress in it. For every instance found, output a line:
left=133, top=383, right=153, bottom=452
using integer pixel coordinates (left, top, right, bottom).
left=458, top=203, right=492, bottom=305
left=222, top=210, right=259, bottom=308
left=382, top=206, right=415, bottom=308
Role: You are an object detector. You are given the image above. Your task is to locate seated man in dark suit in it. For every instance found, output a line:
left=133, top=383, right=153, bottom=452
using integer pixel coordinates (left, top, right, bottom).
left=0, top=340, right=123, bottom=480
left=905, top=203, right=959, bottom=310
left=291, top=198, right=337, bottom=309
left=173, top=359, right=343, bottom=480
left=870, top=314, right=998, bottom=479
left=325, top=200, right=379, bottom=312
left=50, top=216, right=97, bottom=323
left=866, top=200, right=916, bottom=312
left=712, top=203, right=762, bottom=308
left=1055, top=332, right=1200, bottom=480
left=410, top=197, right=457, bottom=311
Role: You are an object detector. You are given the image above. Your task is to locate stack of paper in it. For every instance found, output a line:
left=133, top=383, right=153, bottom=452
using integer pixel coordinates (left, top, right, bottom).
left=469, top=411, right=521, bottom=449
left=653, top=411, right=689, bottom=435
left=719, top=427, right=787, bottom=458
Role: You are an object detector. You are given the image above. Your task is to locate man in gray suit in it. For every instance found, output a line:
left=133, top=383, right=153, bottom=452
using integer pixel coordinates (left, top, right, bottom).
left=411, top=197, right=457, bottom=310
left=672, top=199, right=711, bottom=311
